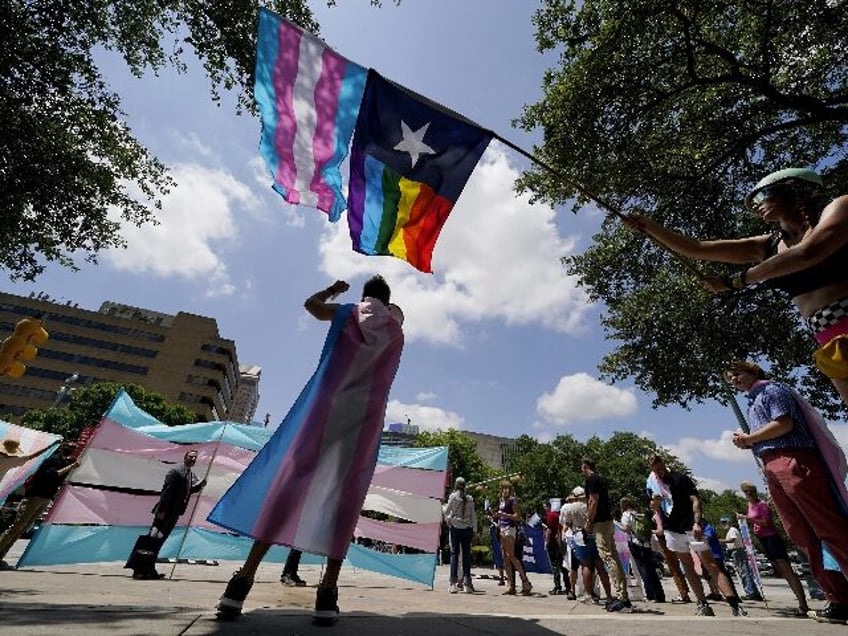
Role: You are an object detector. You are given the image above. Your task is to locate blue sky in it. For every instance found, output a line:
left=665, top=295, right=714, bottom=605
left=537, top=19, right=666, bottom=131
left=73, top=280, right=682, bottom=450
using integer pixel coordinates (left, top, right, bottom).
left=11, top=1, right=842, bottom=494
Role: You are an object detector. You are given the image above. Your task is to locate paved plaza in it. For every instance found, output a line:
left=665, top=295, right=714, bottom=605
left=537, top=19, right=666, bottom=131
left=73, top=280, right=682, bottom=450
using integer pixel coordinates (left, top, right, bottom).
left=0, top=541, right=843, bottom=635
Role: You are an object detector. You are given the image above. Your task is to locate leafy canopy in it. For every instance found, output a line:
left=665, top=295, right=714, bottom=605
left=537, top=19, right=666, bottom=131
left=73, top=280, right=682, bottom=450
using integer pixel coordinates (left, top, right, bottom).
left=21, top=381, right=198, bottom=440
left=519, top=0, right=848, bottom=418
left=1, top=0, right=314, bottom=281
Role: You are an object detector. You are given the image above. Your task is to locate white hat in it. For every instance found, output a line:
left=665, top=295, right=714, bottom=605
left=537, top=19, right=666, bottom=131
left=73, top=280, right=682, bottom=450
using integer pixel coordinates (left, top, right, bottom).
left=570, top=486, right=585, bottom=498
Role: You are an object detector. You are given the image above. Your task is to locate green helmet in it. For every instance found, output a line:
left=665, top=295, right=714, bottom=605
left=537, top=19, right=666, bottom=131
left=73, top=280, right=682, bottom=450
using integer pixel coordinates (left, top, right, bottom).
left=745, top=168, right=823, bottom=207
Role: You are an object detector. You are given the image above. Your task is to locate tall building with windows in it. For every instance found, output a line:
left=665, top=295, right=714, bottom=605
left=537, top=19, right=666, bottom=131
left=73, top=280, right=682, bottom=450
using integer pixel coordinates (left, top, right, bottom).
left=0, top=292, right=240, bottom=421
left=229, top=363, right=261, bottom=424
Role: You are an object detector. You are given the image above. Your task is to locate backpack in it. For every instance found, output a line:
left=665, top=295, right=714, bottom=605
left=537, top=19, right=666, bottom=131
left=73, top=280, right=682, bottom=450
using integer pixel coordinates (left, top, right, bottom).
left=632, top=510, right=653, bottom=543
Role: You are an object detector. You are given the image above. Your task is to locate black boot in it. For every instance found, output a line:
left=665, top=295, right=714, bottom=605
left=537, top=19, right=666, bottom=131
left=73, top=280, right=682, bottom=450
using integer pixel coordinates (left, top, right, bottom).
left=313, top=586, right=339, bottom=624
left=216, top=571, right=254, bottom=621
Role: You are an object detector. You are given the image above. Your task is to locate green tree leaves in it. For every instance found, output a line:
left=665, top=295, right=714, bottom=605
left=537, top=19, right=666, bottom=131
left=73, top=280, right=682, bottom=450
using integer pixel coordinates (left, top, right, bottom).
left=519, top=0, right=848, bottom=417
left=1, top=1, right=315, bottom=280
left=21, top=381, right=197, bottom=440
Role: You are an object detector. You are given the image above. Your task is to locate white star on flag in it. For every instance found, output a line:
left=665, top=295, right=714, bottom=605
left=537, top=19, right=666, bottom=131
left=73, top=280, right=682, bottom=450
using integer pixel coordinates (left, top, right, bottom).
left=394, top=120, right=435, bottom=168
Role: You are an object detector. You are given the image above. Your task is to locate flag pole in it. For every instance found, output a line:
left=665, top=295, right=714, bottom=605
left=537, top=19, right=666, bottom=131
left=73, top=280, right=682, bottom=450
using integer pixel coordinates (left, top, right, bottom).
left=168, top=425, right=227, bottom=580
left=491, top=132, right=706, bottom=280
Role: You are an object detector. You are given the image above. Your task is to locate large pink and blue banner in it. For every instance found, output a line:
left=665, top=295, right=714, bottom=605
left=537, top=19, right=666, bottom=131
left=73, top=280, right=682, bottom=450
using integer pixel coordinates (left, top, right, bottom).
left=18, top=390, right=447, bottom=587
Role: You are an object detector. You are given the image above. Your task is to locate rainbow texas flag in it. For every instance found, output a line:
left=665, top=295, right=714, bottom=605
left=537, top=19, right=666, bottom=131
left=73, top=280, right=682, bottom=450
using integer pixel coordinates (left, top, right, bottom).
left=254, top=8, right=367, bottom=221
left=348, top=71, right=493, bottom=273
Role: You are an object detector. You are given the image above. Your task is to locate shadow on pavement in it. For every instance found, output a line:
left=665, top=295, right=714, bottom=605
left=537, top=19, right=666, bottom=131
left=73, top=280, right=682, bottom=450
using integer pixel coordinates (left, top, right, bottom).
left=0, top=601, right=201, bottom=631
left=201, top=609, right=568, bottom=635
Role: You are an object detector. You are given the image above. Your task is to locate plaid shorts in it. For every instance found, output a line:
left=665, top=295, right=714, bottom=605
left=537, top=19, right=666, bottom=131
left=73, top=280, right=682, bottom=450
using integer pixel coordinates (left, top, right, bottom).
left=807, top=298, right=848, bottom=333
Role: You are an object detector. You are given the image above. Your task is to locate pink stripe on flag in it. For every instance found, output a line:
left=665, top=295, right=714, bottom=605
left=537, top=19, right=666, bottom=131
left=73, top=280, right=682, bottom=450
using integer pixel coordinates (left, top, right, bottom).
left=355, top=515, right=440, bottom=552
left=370, top=464, right=445, bottom=499
left=48, top=485, right=223, bottom=532
left=272, top=20, right=301, bottom=201
left=309, top=48, right=345, bottom=211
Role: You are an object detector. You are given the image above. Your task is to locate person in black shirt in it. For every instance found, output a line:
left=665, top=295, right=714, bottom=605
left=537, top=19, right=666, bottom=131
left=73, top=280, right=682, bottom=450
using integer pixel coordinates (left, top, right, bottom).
left=647, top=454, right=743, bottom=617
left=0, top=442, right=78, bottom=567
left=582, top=457, right=630, bottom=611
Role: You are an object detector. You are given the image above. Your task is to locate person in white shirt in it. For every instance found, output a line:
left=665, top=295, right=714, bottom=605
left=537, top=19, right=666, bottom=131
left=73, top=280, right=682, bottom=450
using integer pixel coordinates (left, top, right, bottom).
left=720, top=517, right=761, bottom=600
left=443, top=477, right=477, bottom=594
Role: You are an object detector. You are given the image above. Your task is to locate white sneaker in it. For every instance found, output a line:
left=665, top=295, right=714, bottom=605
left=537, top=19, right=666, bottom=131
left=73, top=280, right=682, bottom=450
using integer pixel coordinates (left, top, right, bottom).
left=449, top=583, right=458, bottom=594
left=695, top=602, right=715, bottom=617
left=464, top=581, right=475, bottom=593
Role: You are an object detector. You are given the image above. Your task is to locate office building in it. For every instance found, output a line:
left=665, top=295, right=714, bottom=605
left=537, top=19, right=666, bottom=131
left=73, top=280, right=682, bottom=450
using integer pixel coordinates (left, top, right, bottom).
left=229, top=363, right=261, bottom=424
left=0, top=291, right=240, bottom=421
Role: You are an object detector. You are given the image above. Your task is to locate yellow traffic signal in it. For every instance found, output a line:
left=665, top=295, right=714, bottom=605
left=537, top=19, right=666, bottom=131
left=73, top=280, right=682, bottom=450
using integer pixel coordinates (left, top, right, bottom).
left=0, top=317, right=49, bottom=378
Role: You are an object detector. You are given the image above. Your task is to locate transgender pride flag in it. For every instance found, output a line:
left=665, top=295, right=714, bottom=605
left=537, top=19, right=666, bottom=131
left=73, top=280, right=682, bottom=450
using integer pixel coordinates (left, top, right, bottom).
left=255, top=8, right=367, bottom=221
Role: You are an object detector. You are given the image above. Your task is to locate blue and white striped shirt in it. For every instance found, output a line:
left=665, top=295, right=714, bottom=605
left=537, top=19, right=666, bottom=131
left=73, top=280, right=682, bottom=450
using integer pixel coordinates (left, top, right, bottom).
left=746, top=382, right=815, bottom=456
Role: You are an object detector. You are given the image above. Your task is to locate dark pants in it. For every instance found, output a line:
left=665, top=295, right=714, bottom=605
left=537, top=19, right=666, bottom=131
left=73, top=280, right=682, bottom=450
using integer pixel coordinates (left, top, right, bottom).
left=449, top=526, right=473, bottom=584
left=629, top=541, right=665, bottom=602
left=546, top=541, right=570, bottom=591
left=124, top=515, right=177, bottom=575
left=283, top=548, right=302, bottom=576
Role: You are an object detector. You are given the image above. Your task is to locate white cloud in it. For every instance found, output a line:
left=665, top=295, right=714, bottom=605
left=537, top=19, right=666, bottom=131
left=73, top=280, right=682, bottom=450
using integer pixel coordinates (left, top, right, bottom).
left=106, top=163, right=258, bottom=296
left=536, top=373, right=638, bottom=426
left=316, top=144, right=593, bottom=344
left=416, top=391, right=437, bottom=402
left=248, top=156, right=306, bottom=228
left=385, top=399, right=464, bottom=432
left=694, top=475, right=732, bottom=493
left=829, top=423, right=848, bottom=450
left=664, top=430, right=749, bottom=464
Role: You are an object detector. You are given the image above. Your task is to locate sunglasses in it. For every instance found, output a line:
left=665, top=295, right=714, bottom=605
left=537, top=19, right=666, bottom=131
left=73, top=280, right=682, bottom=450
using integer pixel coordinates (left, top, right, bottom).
left=750, top=184, right=790, bottom=207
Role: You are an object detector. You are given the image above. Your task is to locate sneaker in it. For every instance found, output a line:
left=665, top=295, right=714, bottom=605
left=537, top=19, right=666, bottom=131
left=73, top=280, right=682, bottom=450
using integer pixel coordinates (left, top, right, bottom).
left=280, top=572, right=307, bottom=587
left=731, top=604, right=748, bottom=617
left=606, top=599, right=625, bottom=612
left=743, top=592, right=763, bottom=602
left=313, top=586, right=339, bottom=625
left=565, top=591, right=577, bottom=601
left=812, top=602, right=848, bottom=624
left=549, top=587, right=562, bottom=595
left=695, top=602, right=715, bottom=617
left=497, top=578, right=506, bottom=586
left=0, top=560, right=15, bottom=571
left=456, top=581, right=464, bottom=591
left=216, top=572, right=254, bottom=621
left=449, top=583, right=458, bottom=594
left=464, top=581, right=476, bottom=594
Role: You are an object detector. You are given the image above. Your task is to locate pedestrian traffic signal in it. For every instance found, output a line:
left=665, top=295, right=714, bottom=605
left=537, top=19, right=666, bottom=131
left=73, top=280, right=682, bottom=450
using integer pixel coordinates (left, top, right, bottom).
left=0, top=317, right=49, bottom=378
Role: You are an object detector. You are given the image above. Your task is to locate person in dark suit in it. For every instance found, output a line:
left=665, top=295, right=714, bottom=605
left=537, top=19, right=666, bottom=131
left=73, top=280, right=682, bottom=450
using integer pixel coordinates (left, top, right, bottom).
left=125, top=449, right=205, bottom=579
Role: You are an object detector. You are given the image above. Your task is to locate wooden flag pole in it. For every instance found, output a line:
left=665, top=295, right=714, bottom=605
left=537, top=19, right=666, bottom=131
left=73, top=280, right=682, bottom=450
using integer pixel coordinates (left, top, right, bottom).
left=168, top=426, right=227, bottom=580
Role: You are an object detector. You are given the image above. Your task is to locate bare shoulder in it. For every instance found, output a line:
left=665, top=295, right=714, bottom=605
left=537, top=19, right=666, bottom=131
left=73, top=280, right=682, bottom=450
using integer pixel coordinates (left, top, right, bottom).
left=818, top=195, right=848, bottom=219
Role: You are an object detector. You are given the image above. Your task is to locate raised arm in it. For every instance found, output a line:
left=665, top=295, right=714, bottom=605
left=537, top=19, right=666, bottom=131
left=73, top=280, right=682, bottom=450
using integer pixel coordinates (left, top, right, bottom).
left=623, top=214, right=771, bottom=264
left=744, top=196, right=848, bottom=285
left=304, top=280, right=350, bottom=321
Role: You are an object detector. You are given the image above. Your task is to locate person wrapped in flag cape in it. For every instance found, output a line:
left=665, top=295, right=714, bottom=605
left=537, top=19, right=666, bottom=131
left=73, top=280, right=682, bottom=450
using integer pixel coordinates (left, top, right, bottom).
left=210, top=275, right=404, bottom=624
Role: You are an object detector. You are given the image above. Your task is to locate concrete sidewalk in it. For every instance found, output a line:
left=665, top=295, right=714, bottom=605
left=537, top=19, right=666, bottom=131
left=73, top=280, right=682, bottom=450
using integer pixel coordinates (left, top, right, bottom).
left=0, top=541, right=840, bottom=635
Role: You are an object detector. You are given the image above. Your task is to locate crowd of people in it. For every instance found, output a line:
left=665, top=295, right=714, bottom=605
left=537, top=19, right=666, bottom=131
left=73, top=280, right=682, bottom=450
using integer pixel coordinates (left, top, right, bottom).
left=2, top=164, right=848, bottom=627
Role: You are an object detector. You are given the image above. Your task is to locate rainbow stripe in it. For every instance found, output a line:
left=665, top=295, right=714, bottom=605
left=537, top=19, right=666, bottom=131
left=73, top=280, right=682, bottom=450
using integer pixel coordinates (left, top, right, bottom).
left=348, top=72, right=492, bottom=273
left=349, top=154, right=452, bottom=272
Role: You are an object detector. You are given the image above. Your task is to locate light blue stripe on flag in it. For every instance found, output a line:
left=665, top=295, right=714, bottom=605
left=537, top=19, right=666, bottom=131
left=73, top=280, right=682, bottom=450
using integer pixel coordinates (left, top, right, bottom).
left=358, top=153, right=388, bottom=254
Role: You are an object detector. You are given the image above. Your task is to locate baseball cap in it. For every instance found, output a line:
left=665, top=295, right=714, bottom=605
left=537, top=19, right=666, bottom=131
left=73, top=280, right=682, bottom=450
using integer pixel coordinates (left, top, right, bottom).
left=570, top=486, right=585, bottom=498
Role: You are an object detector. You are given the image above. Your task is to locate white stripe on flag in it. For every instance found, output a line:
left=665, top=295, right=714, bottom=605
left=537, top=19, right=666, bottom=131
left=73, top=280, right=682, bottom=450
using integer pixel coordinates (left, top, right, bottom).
left=291, top=34, right=324, bottom=207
